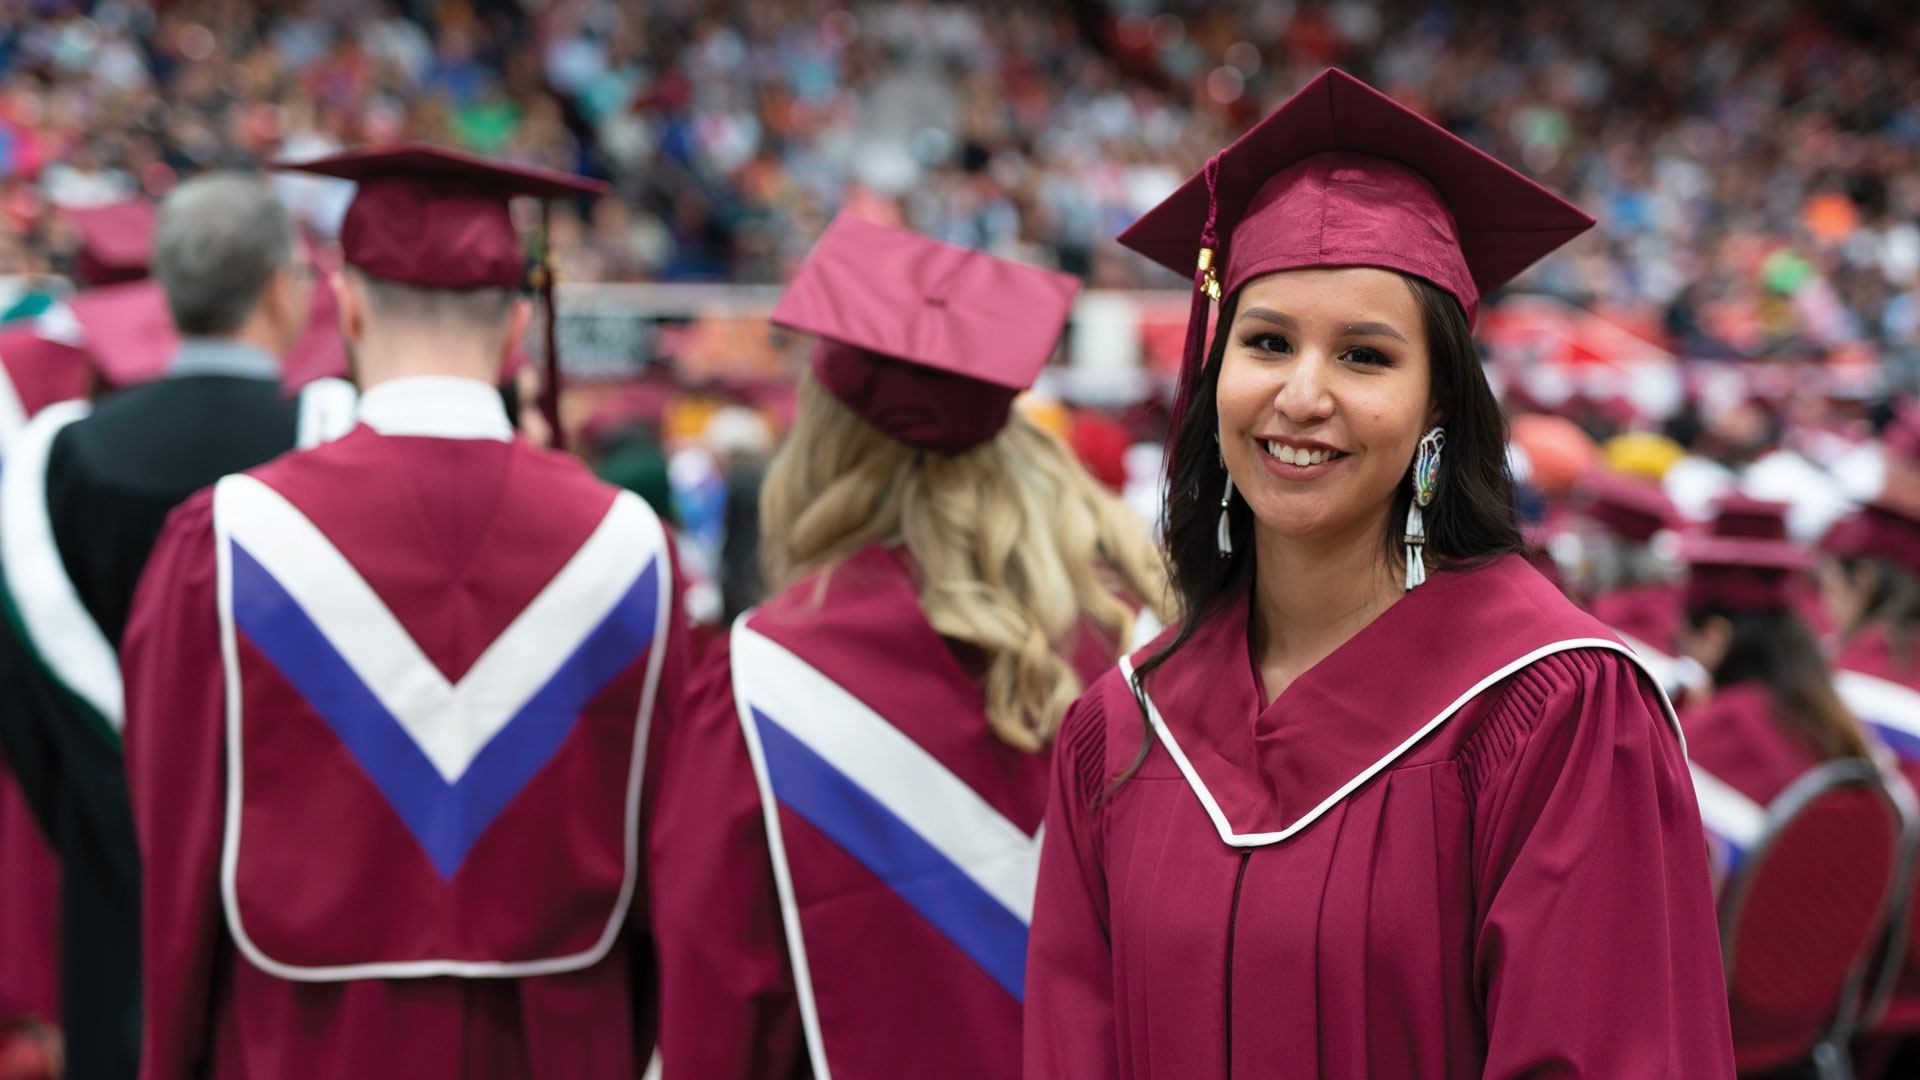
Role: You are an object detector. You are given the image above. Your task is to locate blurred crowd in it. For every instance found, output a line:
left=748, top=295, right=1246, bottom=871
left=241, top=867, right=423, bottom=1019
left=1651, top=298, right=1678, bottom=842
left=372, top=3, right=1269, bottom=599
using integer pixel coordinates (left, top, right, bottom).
left=0, top=0, right=1917, bottom=375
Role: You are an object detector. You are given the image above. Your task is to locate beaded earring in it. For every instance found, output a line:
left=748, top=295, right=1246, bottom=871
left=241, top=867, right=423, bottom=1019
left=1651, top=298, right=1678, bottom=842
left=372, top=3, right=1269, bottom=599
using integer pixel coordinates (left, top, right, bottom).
left=1404, top=426, right=1445, bottom=589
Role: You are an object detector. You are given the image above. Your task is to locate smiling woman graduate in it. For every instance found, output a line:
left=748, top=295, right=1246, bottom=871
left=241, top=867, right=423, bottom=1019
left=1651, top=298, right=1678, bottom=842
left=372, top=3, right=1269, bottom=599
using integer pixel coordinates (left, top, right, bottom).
left=1022, top=69, right=1737, bottom=1079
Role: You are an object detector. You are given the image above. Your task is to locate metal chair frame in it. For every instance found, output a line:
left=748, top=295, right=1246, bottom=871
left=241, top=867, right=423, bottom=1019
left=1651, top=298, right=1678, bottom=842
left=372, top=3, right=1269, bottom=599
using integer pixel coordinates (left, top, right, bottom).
left=1857, top=758, right=1920, bottom=1032
left=1717, top=758, right=1910, bottom=1080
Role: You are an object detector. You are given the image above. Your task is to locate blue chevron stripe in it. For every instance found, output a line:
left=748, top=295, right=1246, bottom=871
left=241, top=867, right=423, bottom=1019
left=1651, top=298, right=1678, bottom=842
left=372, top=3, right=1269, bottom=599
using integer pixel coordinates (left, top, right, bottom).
left=230, top=540, right=660, bottom=877
left=751, top=706, right=1029, bottom=1000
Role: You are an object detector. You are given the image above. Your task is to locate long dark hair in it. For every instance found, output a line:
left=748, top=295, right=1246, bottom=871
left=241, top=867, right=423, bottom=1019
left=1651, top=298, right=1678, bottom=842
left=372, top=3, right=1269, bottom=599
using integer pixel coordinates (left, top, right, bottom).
left=1687, top=605, right=1872, bottom=760
left=1118, top=272, right=1522, bottom=786
left=1839, top=556, right=1920, bottom=668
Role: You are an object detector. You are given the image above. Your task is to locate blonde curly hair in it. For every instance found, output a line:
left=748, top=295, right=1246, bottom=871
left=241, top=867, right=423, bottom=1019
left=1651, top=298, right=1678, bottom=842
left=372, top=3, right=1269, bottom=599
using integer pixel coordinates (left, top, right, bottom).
left=761, top=375, right=1170, bottom=751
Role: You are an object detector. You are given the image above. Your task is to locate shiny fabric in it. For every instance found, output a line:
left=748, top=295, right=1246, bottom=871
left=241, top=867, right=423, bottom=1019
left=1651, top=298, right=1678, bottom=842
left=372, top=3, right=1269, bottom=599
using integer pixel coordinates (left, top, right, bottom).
left=0, top=749, right=58, bottom=1024
left=1683, top=497, right=1806, bottom=613
left=654, top=542, right=1121, bottom=1080
left=276, top=143, right=606, bottom=290
left=63, top=200, right=154, bottom=286
left=66, top=280, right=349, bottom=389
left=1824, top=502, right=1920, bottom=578
left=123, top=427, right=690, bottom=1080
left=1591, top=582, right=1683, bottom=656
left=1681, top=682, right=1820, bottom=807
left=771, top=214, right=1079, bottom=452
left=1576, top=470, right=1677, bottom=543
left=810, top=341, right=1017, bottom=454
left=1116, top=68, right=1594, bottom=329
left=1025, top=557, right=1734, bottom=1078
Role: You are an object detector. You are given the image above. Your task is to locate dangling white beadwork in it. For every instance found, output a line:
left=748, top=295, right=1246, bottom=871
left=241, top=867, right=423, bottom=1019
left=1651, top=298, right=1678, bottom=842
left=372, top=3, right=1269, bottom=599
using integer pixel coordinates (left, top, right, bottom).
left=1404, top=426, right=1445, bottom=589
left=1217, top=471, right=1235, bottom=557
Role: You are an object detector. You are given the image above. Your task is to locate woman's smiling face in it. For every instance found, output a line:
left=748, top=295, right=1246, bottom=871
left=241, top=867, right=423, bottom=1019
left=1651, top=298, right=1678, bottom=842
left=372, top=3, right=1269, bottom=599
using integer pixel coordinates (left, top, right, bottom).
left=1215, top=266, right=1436, bottom=548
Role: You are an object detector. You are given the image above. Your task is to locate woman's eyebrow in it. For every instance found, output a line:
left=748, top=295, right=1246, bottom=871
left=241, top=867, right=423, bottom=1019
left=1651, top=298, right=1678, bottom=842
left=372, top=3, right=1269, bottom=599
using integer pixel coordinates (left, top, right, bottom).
left=1238, top=306, right=1297, bottom=329
left=1340, top=321, right=1408, bottom=343
left=1238, top=307, right=1409, bottom=345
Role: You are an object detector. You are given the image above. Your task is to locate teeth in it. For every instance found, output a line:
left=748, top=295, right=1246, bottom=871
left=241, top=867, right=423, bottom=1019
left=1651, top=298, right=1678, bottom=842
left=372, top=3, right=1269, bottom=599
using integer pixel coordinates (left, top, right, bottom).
left=1265, top=441, right=1338, bottom=466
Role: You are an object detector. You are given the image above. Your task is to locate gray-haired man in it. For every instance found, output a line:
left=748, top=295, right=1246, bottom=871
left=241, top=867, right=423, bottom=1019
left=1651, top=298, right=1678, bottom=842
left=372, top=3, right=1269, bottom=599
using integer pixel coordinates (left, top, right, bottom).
left=0, top=173, right=350, bottom=1080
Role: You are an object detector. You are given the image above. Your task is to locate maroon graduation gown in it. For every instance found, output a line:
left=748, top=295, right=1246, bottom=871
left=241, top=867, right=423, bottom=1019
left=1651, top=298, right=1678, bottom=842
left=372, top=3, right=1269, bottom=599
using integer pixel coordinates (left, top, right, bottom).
left=1025, top=555, right=1735, bottom=1079
left=652, top=542, right=1120, bottom=1080
left=0, top=747, right=58, bottom=1023
left=1680, top=682, right=1820, bottom=808
left=122, top=421, right=691, bottom=1080
left=1590, top=581, right=1681, bottom=656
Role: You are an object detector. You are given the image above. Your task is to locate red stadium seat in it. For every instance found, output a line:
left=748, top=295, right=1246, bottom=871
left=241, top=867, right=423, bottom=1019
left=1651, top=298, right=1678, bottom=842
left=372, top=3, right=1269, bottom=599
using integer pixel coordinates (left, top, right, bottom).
left=1720, top=759, right=1904, bottom=1078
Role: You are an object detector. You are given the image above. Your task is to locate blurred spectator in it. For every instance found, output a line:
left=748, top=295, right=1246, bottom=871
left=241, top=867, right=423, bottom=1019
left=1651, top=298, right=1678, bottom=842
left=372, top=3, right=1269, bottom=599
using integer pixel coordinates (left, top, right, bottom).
left=0, top=0, right=1916, bottom=377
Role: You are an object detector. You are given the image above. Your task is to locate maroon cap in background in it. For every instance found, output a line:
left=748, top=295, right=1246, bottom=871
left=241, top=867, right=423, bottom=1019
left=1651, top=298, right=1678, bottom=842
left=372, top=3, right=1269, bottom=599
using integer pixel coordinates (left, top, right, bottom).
left=64, top=200, right=156, bottom=287
left=771, top=214, right=1081, bottom=454
left=273, top=143, right=607, bottom=290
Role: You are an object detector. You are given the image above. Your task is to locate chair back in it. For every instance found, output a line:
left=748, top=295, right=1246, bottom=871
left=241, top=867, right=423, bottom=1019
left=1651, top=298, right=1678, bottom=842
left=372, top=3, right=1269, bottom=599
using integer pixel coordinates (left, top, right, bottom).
left=1720, top=759, right=1902, bottom=1074
left=1856, top=759, right=1920, bottom=1035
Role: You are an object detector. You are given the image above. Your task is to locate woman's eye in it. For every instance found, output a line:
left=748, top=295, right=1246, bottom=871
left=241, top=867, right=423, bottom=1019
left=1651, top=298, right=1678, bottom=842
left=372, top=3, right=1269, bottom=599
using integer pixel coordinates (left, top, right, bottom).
left=1243, top=333, right=1291, bottom=354
left=1343, top=346, right=1391, bottom=367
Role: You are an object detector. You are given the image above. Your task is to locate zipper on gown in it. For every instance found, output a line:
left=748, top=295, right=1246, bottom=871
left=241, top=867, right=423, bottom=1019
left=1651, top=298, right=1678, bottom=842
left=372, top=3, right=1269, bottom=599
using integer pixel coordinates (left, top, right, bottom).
left=1225, top=849, right=1252, bottom=1077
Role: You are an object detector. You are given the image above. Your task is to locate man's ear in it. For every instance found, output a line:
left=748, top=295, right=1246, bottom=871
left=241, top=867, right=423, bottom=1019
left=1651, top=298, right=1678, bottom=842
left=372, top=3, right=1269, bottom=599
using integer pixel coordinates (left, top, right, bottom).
left=500, top=298, right=533, bottom=367
left=333, top=270, right=363, bottom=343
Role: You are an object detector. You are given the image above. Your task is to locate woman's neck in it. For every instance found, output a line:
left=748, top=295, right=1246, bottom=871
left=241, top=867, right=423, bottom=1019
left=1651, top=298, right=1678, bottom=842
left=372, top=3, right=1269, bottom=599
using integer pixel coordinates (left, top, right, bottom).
left=1248, top=511, right=1405, bottom=707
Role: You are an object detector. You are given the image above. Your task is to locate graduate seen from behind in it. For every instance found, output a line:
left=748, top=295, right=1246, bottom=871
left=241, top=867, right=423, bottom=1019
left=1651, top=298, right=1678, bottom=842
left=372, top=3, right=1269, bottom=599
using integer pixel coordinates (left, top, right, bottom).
left=1678, top=496, right=1873, bottom=824
left=652, top=213, right=1170, bottom=1080
left=1023, top=69, right=1736, bottom=1078
left=121, top=145, right=690, bottom=1080
left=0, top=174, right=347, bottom=1080
left=1817, top=427, right=1920, bottom=1056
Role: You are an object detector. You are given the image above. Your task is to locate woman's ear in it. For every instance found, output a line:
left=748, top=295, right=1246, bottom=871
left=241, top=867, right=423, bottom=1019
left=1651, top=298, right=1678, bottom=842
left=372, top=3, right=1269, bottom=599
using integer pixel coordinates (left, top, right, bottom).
left=1699, top=614, right=1735, bottom=672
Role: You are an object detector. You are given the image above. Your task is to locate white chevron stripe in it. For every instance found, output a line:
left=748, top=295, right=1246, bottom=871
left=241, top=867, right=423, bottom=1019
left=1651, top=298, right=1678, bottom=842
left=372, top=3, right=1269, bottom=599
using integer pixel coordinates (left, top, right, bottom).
left=214, top=474, right=660, bottom=783
left=731, top=624, right=1042, bottom=923
left=0, top=400, right=122, bottom=729
left=1836, top=669, right=1920, bottom=739
left=1688, top=762, right=1766, bottom=851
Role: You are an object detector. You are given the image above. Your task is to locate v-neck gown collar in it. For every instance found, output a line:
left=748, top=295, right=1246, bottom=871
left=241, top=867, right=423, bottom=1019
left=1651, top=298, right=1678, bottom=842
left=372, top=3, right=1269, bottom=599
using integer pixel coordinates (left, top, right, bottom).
left=1128, top=554, right=1681, bottom=846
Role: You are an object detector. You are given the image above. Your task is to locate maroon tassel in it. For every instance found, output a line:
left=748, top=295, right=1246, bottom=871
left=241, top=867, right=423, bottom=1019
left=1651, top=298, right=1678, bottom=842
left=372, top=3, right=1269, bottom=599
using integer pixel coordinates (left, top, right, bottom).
left=1165, top=155, right=1223, bottom=449
left=539, top=202, right=567, bottom=453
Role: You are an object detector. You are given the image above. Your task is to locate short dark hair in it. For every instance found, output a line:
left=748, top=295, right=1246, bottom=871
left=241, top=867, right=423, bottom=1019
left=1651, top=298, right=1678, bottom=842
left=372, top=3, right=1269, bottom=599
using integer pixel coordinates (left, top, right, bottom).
left=352, top=269, right=518, bottom=340
left=153, top=173, right=295, bottom=336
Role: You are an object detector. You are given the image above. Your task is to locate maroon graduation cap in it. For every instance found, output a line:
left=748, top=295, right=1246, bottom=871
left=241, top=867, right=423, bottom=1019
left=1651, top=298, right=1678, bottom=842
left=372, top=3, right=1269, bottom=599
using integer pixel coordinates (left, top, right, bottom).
left=274, top=143, right=608, bottom=446
left=771, top=213, right=1081, bottom=454
left=1575, top=469, right=1679, bottom=545
left=63, top=200, right=156, bottom=286
left=66, top=280, right=175, bottom=387
left=64, top=276, right=352, bottom=391
left=1823, top=500, right=1920, bottom=580
left=281, top=271, right=351, bottom=389
left=0, top=324, right=91, bottom=413
left=1117, top=67, right=1594, bottom=434
left=1681, top=495, right=1808, bottom=612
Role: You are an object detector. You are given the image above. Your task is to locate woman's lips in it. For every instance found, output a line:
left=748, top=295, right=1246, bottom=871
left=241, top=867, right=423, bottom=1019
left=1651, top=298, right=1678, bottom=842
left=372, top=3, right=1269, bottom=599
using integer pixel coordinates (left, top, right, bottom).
left=1257, top=439, right=1350, bottom=479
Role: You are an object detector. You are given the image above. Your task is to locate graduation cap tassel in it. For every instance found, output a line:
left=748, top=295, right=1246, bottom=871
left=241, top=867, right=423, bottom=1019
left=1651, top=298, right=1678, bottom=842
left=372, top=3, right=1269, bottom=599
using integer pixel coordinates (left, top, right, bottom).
left=538, top=202, right=567, bottom=453
left=1166, top=155, right=1224, bottom=444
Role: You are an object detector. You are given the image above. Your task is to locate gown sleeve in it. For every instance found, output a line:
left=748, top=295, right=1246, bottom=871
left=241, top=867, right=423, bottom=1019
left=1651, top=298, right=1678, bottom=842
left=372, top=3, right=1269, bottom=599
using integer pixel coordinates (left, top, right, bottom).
left=649, top=631, right=810, bottom=1080
left=1466, top=647, right=1735, bottom=1078
left=119, top=490, right=225, bottom=1080
left=1023, top=687, right=1120, bottom=1080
